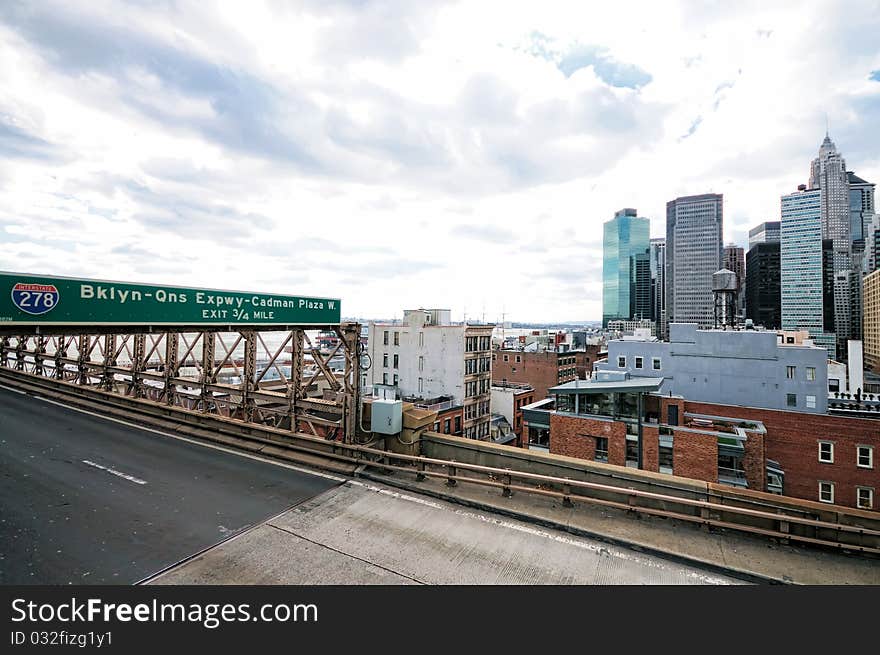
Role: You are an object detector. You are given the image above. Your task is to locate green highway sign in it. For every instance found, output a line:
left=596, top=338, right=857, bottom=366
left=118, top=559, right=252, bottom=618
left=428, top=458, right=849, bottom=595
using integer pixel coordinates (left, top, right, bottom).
left=1, top=272, right=341, bottom=327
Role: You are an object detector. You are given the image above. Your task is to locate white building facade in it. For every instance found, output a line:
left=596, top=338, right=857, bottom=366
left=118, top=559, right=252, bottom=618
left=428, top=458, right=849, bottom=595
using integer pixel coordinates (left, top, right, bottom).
left=367, top=309, right=493, bottom=439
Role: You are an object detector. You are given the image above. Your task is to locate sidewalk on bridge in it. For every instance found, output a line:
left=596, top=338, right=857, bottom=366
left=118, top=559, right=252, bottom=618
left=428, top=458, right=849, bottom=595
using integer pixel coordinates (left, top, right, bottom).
left=359, top=469, right=880, bottom=585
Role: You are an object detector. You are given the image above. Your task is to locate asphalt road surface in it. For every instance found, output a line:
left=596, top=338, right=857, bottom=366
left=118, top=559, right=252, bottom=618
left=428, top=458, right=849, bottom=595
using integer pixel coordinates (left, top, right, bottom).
left=0, top=386, right=339, bottom=584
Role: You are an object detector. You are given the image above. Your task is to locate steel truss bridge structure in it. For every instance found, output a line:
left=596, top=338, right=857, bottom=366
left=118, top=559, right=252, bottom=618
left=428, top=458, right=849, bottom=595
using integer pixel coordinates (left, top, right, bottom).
left=0, top=323, right=362, bottom=443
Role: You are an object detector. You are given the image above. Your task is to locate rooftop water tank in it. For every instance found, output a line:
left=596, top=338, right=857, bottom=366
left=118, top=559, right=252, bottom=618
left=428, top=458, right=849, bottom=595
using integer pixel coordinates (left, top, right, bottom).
left=712, top=268, right=738, bottom=292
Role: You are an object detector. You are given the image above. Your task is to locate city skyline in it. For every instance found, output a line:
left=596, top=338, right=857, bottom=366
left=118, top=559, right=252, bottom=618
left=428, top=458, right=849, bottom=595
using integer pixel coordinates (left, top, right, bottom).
left=1, top=2, right=879, bottom=323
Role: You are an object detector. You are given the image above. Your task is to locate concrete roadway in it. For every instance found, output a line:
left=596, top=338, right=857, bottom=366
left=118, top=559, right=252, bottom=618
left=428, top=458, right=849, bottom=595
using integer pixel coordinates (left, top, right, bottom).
left=0, top=386, right=338, bottom=584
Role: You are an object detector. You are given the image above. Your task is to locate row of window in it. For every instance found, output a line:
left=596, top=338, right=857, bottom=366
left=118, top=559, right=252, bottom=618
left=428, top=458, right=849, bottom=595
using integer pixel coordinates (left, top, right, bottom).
left=433, top=416, right=462, bottom=435
left=383, top=330, right=426, bottom=347
left=381, top=373, right=399, bottom=386
left=618, top=355, right=662, bottom=370
left=465, top=336, right=491, bottom=352
left=464, top=401, right=490, bottom=420
left=818, top=442, right=873, bottom=468
left=787, top=393, right=817, bottom=409
left=382, top=353, right=399, bottom=369
left=464, top=421, right=490, bottom=439
left=819, top=481, right=874, bottom=509
left=465, top=379, right=491, bottom=398
left=465, top=357, right=491, bottom=374
left=785, top=365, right=817, bottom=381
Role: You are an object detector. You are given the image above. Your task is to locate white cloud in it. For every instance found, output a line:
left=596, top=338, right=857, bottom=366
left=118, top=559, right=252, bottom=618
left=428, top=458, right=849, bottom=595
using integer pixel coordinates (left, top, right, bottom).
left=0, top=0, right=879, bottom=322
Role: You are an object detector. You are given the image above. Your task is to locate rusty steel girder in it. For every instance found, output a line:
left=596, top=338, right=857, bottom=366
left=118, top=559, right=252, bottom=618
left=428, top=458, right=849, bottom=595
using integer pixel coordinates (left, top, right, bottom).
left=0, top=324, right=362, bottom=443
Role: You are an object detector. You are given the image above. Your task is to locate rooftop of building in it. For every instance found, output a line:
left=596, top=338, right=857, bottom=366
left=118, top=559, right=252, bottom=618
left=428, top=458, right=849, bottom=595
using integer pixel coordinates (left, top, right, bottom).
left=490, top=381, right=534, bottom=392
left=847, top=171, right=872, bottom=185
left=549, top=374, right=664, bottom=395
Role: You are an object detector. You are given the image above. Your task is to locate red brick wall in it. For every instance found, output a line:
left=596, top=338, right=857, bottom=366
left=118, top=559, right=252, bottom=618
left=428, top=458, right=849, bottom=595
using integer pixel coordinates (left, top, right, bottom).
left=742, top=428, right=765, bottom=492
left=549, top=413, right=627, bottom=466
left=685, top=400, right=879, bottom=510
left=492, top=351, right=576, bottom=399
left=574, top=346, right=601, bottom=379
left=672, top=428, right=718, bottom=483
left=435, top=406, right=464, bottom=436
left=642, top=425, right=659, bottom=473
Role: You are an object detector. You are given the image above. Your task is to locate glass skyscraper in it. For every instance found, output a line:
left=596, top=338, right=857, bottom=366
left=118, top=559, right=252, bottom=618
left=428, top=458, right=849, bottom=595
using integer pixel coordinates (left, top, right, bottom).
left=781, top=186, right=836, bottom=357
left=602, top=208, right=650, bottom=327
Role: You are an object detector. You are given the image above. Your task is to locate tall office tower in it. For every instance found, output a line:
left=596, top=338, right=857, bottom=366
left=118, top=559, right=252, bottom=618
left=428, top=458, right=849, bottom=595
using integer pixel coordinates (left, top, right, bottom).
left=745, top=241, right=781, bottom=329
left=809, top=133, right=851, bottom=355
left=723, top=244, right=746, bottom=317
left=631, top=252, right=652, bottom=320
left=748, top=221, right=780, bottom=247
left=665, top=193, right=723, bottom=328
left=649, top=238, right=666, bottom=339
left=848, top=172, right=876, bottom=252
left=780, top=185, right=836, bottom=357
left=602, top=208, right=650, bottom=327
left=846, top=172, right=874, bottom=342
left=869, top=213, right=880, bottom=273
left=864, top=269, right=880, bottom=373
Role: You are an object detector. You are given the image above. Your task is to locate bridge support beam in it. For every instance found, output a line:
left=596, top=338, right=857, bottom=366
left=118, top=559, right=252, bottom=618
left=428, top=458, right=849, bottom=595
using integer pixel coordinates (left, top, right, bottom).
left=242, top=330, right=257, bottom=422
left=164, top=333, right=179, bottom=406
left=200, top=331, right=216, bottom=413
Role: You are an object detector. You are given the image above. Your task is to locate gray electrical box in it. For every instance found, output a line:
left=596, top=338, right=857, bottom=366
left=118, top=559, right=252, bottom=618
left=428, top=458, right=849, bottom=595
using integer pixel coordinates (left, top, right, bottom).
left=371, top=399, right=403, bottom=435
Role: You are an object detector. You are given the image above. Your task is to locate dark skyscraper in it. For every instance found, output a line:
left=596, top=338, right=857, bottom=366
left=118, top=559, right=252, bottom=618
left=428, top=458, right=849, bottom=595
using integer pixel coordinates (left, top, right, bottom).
left=745, top=241, right=781, bottom=329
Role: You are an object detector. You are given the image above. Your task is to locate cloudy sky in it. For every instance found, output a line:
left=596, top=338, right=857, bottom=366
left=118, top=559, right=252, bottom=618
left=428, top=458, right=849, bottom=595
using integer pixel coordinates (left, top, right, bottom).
left=1, top=1, right=879, bottom=322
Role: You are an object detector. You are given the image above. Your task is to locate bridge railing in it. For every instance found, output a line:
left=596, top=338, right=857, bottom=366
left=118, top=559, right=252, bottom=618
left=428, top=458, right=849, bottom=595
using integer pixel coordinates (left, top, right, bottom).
left=2, top=364, right=878, bottom=557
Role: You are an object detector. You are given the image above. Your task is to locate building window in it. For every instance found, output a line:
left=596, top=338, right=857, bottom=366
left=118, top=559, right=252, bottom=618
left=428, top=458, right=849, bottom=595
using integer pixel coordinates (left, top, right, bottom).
left=617, top=356, right=626, bottom=368
left=393, top=374, right=398, bottom=386
left=818, top=441, right=834, bottom=463
left=515, top=355, right=521, bottom=363
left=652, top=357, right=661, bottom=370
left=444, top=419, right=451, bottom=434
left=383, top=353, right=388, bottom=368
left=786, top=336, right=794, bottom=344
left=492, top=353, right=496, bottom=361
left=419, top=356, right=424, bottom=372
left=594, top=437, right=608, bottom=463
left=383, top=373, right=388, bottom=385
left=806, top=395, right=816, bottom=409
left=786, top=393, right=797, bottom=407
left=419, top=332, right=424, bottom=348
left=857, top=445, right=874, bottom=469
left=383, top=331, right=389, bottom=345
left=503, top=354, right=509, bottom=362
left=786, top=365, right=796, bottom=379
left=659, top=445, right=673, bottom=474
left=806, top=367, right=816, bottom=381
left=393, top=354, right=399, bottom=369
left=857, top=487, right=874, bottom=510
left=635, top=356, right=643, bottom=369
left=625, top=439, right=638, bottom=468
left=418, top=377, right=423, bottom=393
left=819, top=481, right=834, bottom=504
left=454, top=416, right=461, bottom=433
left=393, top=331, right=399, bottom=346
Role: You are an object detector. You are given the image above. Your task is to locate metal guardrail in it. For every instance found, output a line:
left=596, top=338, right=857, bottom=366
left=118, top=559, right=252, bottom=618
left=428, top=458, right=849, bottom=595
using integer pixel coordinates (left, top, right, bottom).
left=1, top=367, right=879, bottom=557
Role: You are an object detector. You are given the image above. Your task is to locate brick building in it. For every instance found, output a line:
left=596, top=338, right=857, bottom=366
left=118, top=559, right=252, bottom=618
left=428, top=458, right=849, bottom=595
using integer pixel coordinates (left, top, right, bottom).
left=573, top=345, right=601, bottom=379
left=491, top=350, right=577, bottom=399
left=522, top=371, right=878, bottom=512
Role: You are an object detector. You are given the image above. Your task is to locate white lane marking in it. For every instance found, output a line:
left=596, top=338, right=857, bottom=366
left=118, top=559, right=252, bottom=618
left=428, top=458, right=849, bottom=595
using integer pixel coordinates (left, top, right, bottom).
left=82, top=459, right=148, bottom=485
left=0, top=383, right=27, bottom=395
left=18, top=393, right=346, bottom=483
